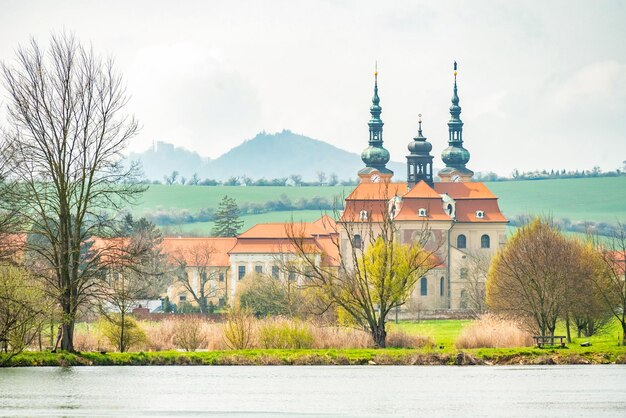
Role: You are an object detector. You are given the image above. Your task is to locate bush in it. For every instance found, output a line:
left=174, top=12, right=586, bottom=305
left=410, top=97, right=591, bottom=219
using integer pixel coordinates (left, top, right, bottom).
left=223, top=309, right=254, bottom=349
left=386, top=331, right=434, bottom=349
left=173, top=317, right=208, bottom=352
left=455, top=314, right=533, bottom=349
left=258, top=318, right=314, bottom=349
left=99, top=315, right=147, bottom=352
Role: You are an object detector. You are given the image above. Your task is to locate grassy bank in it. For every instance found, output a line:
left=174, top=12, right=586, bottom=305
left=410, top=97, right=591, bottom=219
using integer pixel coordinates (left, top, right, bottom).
left=3, top=344, right=626, bottom=367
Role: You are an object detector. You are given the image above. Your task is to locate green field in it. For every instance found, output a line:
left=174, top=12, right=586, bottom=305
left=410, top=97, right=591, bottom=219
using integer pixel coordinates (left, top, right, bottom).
left=135, top=177, right=626, bottom=235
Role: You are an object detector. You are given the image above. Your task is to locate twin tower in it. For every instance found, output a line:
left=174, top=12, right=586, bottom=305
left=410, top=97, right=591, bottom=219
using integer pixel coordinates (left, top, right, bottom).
left=357, top=62, right=473, bottom=188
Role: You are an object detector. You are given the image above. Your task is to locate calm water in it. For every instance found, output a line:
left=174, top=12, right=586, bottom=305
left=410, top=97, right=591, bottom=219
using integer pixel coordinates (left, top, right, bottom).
left=0, top=365, right=625, bottom=417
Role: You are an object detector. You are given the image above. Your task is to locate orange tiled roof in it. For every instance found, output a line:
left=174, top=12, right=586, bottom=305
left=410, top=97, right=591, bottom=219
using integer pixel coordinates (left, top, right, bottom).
left=346, top=182, right=407, bottom=200
left=161, top=237, right=236, bottom=266
left=403, top=181, right=442, bottom=199
left=394, top=200, right=452, bottom=221
left=434, top=182, right=497, bottom=199
left=454, top=200, right=508, bottom=223
left=238, top=222, right=329, bottom=239
left=312, top=215, right=337, bottom=233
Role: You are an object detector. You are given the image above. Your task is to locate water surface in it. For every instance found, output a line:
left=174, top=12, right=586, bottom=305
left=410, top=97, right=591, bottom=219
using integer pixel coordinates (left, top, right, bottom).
left=1, top=365, right=625, bottom=417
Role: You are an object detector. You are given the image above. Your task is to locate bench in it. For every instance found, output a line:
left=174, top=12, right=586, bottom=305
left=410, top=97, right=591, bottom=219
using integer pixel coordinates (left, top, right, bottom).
left=533, top=335, right=566, bottom=348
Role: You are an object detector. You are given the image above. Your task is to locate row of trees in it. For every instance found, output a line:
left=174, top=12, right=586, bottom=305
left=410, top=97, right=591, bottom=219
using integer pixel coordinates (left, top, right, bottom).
left=487, top=219, right=626, bottom=344
left=474, top=163, right=626, bottom=182
left=160, top=171, right=359, bottom=187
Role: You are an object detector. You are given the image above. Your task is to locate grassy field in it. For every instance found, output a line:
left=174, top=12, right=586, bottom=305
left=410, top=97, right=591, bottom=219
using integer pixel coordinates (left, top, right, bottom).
left=134, top=177, right=626, bottom=234
left=4, top=319, right=625, bottom=367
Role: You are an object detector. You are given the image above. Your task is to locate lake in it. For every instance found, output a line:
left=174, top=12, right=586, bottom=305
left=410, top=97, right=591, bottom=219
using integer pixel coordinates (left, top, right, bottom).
left=1, top=365, right=625, bottom=417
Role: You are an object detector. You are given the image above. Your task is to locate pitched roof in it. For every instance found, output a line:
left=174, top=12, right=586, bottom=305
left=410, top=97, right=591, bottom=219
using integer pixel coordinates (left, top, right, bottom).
left=454, top=200, right=508, bottom=223
left=403, top=181, right=442, bottom=199
left=238, top=222, right=329, bottom=239
left=346, top=182, right=407, bottom=200
left=434, top=182, right=497, bottom=199
left=394, top=200, right=452, bottom=221
left=312, top=215, right=337, bottom=233
left=161, top=237, right=236, bottom=266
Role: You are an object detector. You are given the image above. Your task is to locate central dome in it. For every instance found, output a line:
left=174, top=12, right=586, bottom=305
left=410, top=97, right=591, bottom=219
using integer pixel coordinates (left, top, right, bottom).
left=361, top=145, right=390, bottom=166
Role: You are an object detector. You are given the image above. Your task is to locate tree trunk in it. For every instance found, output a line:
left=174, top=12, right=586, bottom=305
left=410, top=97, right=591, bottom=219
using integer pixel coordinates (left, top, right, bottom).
left=61, top=320, right=75, bottom=352
left=621, top=321, right=626, bottom=346
left=119, top=312, right=126, bottom=352
left=565, top=314, right=571, bottom=343
left=371, top=324, right=387, bottom=348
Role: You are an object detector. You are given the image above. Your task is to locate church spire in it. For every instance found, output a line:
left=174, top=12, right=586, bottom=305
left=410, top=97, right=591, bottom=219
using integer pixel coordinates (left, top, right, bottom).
left=359, top=64, right=392, bottom=181
left=407, top=114, right=434, bottom=188
left=439, top=61, right=473, bottom=182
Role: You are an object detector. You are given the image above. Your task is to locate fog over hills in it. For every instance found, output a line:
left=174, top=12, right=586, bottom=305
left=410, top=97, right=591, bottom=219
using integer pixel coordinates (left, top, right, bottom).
left=128, top=130, right=407, bottom=181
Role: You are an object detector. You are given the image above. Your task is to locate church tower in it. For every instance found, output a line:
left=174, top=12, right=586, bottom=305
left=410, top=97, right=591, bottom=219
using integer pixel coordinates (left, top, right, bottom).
left=438, top=62, right=474, bottom=182
left=406, top=114, right=434, bottom=188
left=358, top=67, right=393, bottom=183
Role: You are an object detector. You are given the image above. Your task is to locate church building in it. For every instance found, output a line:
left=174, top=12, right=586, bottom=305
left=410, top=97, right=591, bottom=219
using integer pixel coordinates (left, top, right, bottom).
left=341, top=63, right=507, bottom=311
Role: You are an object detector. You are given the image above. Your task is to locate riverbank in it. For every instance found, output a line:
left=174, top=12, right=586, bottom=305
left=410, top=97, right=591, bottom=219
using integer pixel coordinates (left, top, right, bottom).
left=3, top=345, right=626, bottom=367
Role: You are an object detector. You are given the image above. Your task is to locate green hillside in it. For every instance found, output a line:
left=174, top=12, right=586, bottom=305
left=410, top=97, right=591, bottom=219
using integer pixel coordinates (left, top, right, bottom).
left=135, top=177, right=625, bottom=235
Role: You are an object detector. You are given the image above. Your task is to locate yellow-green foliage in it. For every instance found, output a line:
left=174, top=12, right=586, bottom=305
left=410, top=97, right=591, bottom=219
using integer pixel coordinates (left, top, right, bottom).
left=223, top=308, right=254, bottom=349
left=258, top=318, right=314, bottom=349
left=98, top=315, right=147, bottom=352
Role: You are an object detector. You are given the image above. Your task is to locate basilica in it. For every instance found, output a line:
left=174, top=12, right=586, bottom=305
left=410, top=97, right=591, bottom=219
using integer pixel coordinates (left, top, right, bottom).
left=164, top=64, right=508, bottom=314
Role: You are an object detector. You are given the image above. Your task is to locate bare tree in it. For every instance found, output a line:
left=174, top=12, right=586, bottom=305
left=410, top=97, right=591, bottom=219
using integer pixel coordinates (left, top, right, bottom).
left=97, top=218, right=166, bottom=352
left=457, top=250, right=491, bottom=318
left=0, top=33, right=142, bottom=351
left=171, top=242, right=225, bottom=314
left=286, top=193, right=440, bottom=347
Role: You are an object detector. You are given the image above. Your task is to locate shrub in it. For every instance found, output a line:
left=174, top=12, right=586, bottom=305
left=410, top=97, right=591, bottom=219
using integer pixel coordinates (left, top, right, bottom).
left=258, top=318, right=314, bottom=349
left=223, top=309, right=254, bottom=349
left=99, top=315, right=147, bottom=352
left=386, top=331, right=434, bottom=349
left=173, top=317, right=208, bottom=352
left=455, top=314, right=533, bottom=349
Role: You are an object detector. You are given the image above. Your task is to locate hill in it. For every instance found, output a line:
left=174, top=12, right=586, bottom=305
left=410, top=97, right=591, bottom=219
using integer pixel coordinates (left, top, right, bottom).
left=127, top=130, right=406, bottom=182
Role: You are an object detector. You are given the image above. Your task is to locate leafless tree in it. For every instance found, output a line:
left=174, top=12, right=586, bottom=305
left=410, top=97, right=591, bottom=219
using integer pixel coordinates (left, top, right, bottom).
left=0, top=33, right=143, bottom=351
left=171, top=242, right=225, bottom=314
left=457, top=250, right=491, bottom=318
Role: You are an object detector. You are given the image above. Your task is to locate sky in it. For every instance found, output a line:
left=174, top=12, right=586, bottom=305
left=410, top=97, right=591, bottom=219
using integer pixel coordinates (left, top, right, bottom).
left=0, top=0, right=625, bottom=176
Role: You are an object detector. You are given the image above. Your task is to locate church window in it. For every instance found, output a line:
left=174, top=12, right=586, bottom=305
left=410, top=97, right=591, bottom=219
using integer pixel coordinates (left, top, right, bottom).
left=481, top=234, right=490, bottom=249
left=288, top=269, right=296, bottom=282
left=476, top=210, right=485, bottom=219
left=238, top=265, right=246, bottom=280
left=359, top=210, right=368, bottom=221
left=440, top=277, right=445, bottom=297
left=218, top=273, right=225, bottom=282
left=457, top=234, right=467, bottom=249
left=447, top=204, right=453, bottom=216
left=353, top=234, right=362, bottom=249
left=255, top=265, right=263, bottom=274
left=420, top=277, right=428, bottom=296
left=418, top=208, right=427, bottom=217
left=272, top=266, right=279, bottom=279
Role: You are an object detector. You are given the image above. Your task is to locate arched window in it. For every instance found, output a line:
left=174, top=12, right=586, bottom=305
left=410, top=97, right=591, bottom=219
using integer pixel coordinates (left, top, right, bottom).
left=353, top=234, right=362, bottom=249
left=481, top=234, right=490, bottom=249
left=440, top=277, right=445, bottom=297
left=359, top=210, right=368, bottom=221
left=420, top=277, right=428, bottom=296
left=457, top=234, right=467, bottom=249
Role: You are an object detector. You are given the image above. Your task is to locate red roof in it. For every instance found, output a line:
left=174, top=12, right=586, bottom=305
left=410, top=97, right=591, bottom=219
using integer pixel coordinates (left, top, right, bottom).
left=403, top=181, right=442, bottom=199
left=346, top=182, right=407, bottom=200
left=161, top=237, right=236, bottom=267
left=434, top=182, right=497, bottom=199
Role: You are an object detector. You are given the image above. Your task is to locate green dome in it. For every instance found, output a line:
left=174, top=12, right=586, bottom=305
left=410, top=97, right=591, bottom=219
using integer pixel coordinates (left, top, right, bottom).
left=361, top=145, right=390, bottom=167
left=441, top=145, right=470, bottom=167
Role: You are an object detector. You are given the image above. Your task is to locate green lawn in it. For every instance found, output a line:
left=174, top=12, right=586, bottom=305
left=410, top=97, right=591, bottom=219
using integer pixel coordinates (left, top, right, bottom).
left=389, top=319, right=472, bottom=347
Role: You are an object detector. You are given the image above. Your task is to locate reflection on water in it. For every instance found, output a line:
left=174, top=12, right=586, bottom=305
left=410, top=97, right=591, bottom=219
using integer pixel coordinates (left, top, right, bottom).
left=0, top=365, right=625, bottom=417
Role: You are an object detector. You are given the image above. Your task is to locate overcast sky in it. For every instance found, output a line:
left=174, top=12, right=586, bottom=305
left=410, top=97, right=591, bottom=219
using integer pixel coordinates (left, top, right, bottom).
left=1, top=0, right=625, bottom=175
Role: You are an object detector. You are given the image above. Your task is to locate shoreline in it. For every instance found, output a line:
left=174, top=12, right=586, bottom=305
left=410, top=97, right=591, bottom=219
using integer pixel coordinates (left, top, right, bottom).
left=3, top=347, right=626, bottom=367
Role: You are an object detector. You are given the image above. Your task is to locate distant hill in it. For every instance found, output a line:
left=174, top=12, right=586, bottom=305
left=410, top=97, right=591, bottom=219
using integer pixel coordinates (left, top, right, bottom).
left=127, top=130, right=407, bottom=181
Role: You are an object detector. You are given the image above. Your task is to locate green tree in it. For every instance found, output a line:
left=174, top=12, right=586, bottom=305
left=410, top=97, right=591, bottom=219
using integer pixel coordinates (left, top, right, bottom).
left=212, top=196, right=243, bottom=237
left=286, top=209, right=438, bottom=348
